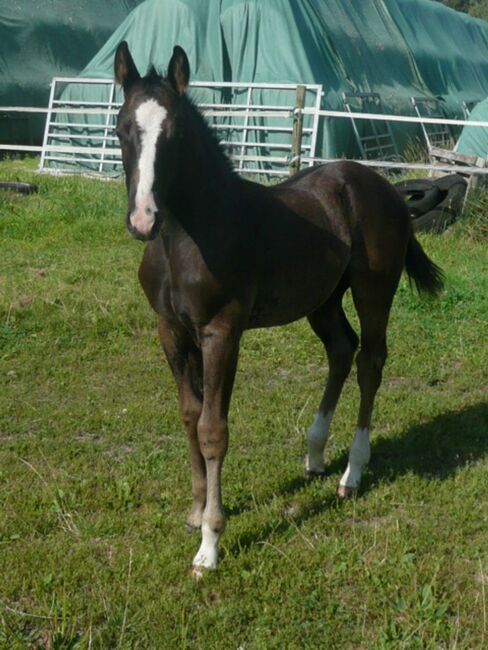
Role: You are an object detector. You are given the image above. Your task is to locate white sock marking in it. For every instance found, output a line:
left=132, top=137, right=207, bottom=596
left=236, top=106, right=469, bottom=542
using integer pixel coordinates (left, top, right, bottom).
left=306, top=410, right=334, bottom=473
left=192, top=523, right=219, bottom=570
left=130, top=99, right=167, bottom=234
left=339, top=427, right=370, bottom=488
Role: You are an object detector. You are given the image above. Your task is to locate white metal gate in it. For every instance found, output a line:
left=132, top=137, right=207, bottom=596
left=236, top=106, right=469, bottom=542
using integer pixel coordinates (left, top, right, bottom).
left=39, top=77, right=323, bottom=179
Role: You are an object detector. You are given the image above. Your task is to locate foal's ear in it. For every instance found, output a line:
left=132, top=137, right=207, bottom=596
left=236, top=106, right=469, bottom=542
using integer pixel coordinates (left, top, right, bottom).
left=167, top=46, right=190, bottom=95
left=114, top=41, right=140, bottom=94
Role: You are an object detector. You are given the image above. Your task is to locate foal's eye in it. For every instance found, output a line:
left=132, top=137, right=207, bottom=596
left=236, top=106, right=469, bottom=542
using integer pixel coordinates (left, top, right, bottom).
left=115, top=123, right=131, bottom=141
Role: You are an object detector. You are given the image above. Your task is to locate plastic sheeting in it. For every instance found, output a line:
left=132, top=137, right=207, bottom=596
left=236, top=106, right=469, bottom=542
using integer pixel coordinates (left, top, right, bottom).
left=388, top=0, right=488, bottom=111
left=18, top=0, right=488, bottom=159
left=57, top=0, right=488, bottom=162
left=0, top=1, right=142, bottom=142
left=79, top=0, right=224, bottom=86
left=457, top=98, right=488, bottom=158
left=218, top=0, right=431, bottom=157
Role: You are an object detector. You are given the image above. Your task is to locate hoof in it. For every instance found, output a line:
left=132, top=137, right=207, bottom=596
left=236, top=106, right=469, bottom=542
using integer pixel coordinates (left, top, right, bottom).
left=337, top=485, right=357, bottom=500
left=191, top=565, right=205, bottom=581
left=191, top=560, right=217, bottom=580
left=305, top=469, right=327, bottom=480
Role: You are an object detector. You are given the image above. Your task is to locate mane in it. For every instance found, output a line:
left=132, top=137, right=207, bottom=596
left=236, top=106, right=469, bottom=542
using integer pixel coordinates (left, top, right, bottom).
left=180, top=93, right=238, bottom=180
left=146, top=65, right=161, bottom=82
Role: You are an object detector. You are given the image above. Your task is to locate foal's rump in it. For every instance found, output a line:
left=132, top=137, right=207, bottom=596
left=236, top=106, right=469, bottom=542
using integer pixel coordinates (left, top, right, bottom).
left=321, top=161, right=444, bottom=297
left=322, top=161, right=412, bottom=268
left=281, top=161, right=411, bottom=238
left=265, top=160, right=443, bottom=305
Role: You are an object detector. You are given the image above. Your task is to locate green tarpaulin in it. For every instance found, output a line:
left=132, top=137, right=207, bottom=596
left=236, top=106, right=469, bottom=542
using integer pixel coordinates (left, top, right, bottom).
left=5, top=0, right=488, bottom=160
left=56, top=0, right=488, bottom=164
left=218, top=0, right=430, bottom=157
left=0, top=1, right=143, bottom=143
left=457, top=97, right=488, bottom=157
left=389, top=0, right=488, bottom=111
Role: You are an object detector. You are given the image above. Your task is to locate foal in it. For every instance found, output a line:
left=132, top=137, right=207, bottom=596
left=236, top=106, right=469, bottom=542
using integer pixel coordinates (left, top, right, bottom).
left=114, top=42, right=443, bottom=574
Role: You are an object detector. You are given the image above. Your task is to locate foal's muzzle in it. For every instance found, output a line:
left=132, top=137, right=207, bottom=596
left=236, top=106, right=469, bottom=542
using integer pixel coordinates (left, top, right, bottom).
left=126, top=210, right=160, bottom=241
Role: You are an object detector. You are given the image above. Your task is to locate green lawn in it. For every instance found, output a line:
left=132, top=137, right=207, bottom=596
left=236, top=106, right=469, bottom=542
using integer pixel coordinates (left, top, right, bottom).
left=1, top=159, right=487, bottom=649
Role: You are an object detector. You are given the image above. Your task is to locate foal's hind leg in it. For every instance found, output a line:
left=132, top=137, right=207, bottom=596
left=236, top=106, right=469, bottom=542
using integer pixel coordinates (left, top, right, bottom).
left=306, top=288, right=359, bottom=475
left=337, top=272, right=398, bottom=498
left=158, top=318, right=206, bottom=530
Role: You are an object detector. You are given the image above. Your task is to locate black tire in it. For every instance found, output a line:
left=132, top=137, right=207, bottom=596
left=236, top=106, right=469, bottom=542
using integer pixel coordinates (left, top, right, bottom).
left=412, top=207, right=458, bottom=233
left=413, top=175, right=467, bottom=233
left=394, top=179, right=441, bottom=218
left=432, top=173, right=467, bottom=195
left=395, top=174, right=468, bottom=233
left=0, top=181, right=38, bottom=195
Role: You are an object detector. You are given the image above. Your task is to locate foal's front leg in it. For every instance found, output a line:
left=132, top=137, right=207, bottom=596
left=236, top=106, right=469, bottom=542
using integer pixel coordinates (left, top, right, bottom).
left=157, top=319, right=206, bottom=530
left=192, top=316, right=241, bottom=576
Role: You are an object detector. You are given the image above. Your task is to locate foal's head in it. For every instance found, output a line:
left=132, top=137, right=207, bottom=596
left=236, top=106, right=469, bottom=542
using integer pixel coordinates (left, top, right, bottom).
left=114, top=42, right=190, bottom=240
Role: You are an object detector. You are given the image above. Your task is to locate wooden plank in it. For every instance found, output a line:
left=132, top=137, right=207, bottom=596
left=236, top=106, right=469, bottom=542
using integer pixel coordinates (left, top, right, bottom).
left=430, top=146, right=486, bottom=168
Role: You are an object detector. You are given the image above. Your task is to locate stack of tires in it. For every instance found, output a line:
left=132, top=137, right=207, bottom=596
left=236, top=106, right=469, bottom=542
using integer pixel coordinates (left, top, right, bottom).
left=394, top=174, right=467, bottom=233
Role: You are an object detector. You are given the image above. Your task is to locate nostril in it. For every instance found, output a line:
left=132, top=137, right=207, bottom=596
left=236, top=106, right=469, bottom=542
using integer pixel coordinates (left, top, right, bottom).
left=145, top=206, right=153, bottom=216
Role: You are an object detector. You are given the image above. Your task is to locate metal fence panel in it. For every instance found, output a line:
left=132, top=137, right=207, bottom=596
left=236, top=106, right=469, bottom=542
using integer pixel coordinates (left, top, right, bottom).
left=38, top=78, right=323, bottom=180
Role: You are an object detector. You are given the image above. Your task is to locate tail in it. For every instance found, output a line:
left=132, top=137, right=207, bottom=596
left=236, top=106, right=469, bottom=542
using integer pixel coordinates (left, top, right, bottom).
left=405, top=235, right=444, bottom=297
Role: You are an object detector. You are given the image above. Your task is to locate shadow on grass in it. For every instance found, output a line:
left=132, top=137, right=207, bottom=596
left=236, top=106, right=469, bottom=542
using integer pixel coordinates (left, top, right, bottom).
left=228, top=402, right=488, bottom=555
left=225, top=490, right=343, bottom=558
left=363, top=400, right=488, bottom=486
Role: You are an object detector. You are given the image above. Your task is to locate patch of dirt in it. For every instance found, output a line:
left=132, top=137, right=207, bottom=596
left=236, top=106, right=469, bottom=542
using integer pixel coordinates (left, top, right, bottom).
left=17, top=295, right=34, bottom=309
left=74, top=432, right=104, bottom=445
left=31, top=268, right=49, bottom=278
left=384, top=376, right=427, bottom=390
left=0, top=430, right=35, bottom=445
left=345, top=515, right=395, bottom=529
left=474, top=571, right=488, bottom=585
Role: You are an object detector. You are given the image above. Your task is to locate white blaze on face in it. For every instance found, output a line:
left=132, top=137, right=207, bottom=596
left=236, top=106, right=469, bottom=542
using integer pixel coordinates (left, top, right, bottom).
left=130, top=98, right=167, bottom=236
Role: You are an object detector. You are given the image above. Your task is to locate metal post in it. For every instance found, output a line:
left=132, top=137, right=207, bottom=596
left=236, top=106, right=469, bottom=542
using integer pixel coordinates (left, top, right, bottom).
left=99, top=82, right=116, bottom=173
left=239, top=87, right=253, bottom=172
left=39, top=80, right=57, bottom=171
left=308, top=87, right=323, bottom=167
left=289, top=85, right=305, bottom=175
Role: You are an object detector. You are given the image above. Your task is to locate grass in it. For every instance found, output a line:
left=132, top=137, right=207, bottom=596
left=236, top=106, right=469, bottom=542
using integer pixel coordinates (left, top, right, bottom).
left=0, top=157, right=487, bottom=648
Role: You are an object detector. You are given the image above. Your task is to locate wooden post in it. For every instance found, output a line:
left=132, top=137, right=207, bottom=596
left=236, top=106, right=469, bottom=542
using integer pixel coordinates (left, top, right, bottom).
left=289, top=85, right=305, bottom=176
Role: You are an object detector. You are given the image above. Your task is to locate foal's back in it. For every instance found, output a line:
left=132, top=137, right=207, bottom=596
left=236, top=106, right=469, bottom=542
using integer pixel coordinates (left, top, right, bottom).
left=245, top=161, right=411, bottom=329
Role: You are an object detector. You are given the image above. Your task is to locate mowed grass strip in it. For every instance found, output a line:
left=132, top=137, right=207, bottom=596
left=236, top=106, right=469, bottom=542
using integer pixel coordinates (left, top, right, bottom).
left=0, top=158, right=487, bottom=648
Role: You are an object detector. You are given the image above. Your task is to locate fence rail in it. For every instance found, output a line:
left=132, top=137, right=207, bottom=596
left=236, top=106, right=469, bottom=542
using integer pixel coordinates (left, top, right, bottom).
left=2, top=78, right=488, bottom=177
left=3, top=104, right=488, bottom=128
left=25, top=77, right=323, bottom=177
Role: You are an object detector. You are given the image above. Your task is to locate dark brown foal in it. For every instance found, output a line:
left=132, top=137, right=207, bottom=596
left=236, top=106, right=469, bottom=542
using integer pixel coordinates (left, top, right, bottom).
left=114, top=42, right=443, bottom=574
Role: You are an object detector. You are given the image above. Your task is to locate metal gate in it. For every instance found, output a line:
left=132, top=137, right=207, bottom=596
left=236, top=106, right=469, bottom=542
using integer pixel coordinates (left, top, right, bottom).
left=39, top=77, right=323, bottom=179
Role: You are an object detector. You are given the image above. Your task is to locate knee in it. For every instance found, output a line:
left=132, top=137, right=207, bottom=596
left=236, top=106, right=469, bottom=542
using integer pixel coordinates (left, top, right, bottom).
left=329, top=342, right=356, bottom=374
left=347, top=327, right=360, bottom=354
left=180, top=401, right=202, bottom=433
left=197, top=415, right=228, bottom=460
left=356, top=347, right=387, bottom=384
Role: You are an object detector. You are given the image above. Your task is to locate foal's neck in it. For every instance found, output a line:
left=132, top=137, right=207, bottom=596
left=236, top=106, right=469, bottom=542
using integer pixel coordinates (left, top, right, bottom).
left=166, top=98, right=238, bottom=219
